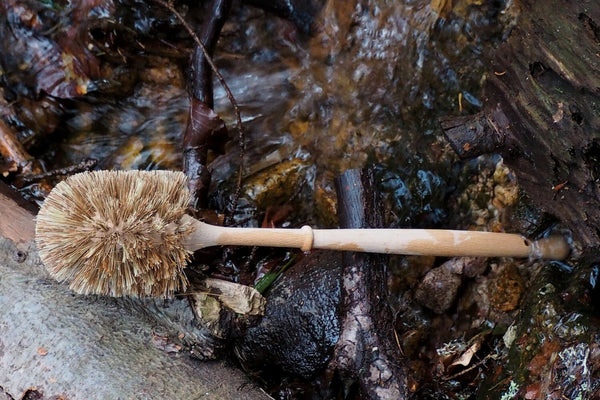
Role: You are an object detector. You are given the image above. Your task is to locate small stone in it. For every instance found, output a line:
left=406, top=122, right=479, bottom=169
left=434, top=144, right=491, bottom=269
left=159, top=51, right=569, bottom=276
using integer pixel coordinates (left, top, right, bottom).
left=414, top=263, right=462, bottom=314
left=488, top=264, right=525, bottom=312
left=443, top=257, right=488, bottom=277
left=494, top=184, right=519, bottom=208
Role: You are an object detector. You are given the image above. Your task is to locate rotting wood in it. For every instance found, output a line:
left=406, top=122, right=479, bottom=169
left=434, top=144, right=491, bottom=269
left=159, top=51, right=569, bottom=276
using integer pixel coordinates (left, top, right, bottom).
left=0, top=179, right=37, bottom=248
left=438, top=2, right=600, bottom=397
left=439, top=112, right=503, bottom=159
left=441, top=0, right=600, bottom=250
left=0, top=180, right=269, bottom=400
left=0, top=119, right=34, bottom=175
left=331, top=168, right=407, bottom=399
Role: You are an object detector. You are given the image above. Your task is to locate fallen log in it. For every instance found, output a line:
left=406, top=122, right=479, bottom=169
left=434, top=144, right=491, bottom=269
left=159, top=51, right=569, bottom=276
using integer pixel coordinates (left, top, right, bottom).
left=0, top=181, right=269, bottom=400
left=441, top=0, right=600, bottom=250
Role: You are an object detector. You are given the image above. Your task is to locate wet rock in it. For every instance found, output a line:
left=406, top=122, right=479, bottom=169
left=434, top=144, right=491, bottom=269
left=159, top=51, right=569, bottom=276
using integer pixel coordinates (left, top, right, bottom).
left=479, top=265, right=600, bottom=400
left=414, top=260, right=463, bottom=314
left=242, top=158, right=313, bottom=209
left=488, top=263, right=525, bottom=312
left=492, top=161, right=519, bottom=209
left=444, top=257, right=488, bottom=278
left=493, top=184, right=518, bottom=209
left=234, top=251, right=341, bottom=379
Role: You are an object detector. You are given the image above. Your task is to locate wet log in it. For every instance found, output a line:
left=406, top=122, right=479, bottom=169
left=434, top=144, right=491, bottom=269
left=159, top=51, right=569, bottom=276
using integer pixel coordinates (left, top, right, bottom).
left=441, top=3, right=600, bottom=398
left=233, top=169, right=406, bottom=398
left=332, top=169, right=407, bottom=399
left=441, top=0, right=600, bottom=250
left=0, top=181, right=269, bottom=400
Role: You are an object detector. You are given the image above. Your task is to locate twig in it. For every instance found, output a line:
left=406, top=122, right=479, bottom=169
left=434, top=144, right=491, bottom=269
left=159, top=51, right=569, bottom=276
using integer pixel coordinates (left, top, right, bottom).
left=20, top=158, right=97, bottom=183
left=153, top=0, right=245, bottom=224
left=441, top=352, right=498, bottom=381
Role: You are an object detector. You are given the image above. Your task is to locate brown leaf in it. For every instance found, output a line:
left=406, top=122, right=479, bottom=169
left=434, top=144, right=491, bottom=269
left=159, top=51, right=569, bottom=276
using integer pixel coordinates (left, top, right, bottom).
left=198, top=278, right=266, bottom=316
left=151, top=332, right=182, bottom=354
left=184, top=99, right=229, bottom=154
left=261, top=205, right=294, bottom=228
left=450, top=339, right=482, bottom=367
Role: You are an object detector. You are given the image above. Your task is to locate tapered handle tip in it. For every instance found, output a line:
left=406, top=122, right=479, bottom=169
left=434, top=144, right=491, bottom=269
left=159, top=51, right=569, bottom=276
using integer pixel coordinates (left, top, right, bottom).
left=530, top=236, right=571, bottom=260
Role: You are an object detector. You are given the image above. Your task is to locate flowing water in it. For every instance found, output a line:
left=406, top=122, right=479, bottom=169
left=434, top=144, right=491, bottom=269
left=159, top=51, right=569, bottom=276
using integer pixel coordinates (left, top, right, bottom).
left=1, top=0, right=516, bottom=228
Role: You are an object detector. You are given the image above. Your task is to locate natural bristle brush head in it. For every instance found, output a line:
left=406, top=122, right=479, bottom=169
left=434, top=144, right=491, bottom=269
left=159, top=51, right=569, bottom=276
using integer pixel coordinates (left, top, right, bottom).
left=35, top=170, right=195, bottom=298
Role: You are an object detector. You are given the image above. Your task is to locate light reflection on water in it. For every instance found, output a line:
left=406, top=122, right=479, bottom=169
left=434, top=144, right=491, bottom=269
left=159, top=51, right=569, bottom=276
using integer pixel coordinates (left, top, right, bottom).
left=54, top=0, right=515, bottom=226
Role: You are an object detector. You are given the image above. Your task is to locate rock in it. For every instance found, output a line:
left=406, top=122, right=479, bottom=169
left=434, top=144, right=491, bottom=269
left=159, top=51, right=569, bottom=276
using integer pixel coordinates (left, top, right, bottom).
left=488, top=263, right=525, bottom=312
left=414, top=261, right=463, bottom=314
left=234, top=250, right=341, bottom=379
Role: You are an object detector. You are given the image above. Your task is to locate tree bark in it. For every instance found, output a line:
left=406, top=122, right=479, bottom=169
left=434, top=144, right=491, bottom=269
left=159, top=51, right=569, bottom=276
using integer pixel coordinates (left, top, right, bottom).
left=0, top=181, right=269, bottom=400
left=331, top=169, right=407, bottom=399
left=441, top=0, right=600, bottom=251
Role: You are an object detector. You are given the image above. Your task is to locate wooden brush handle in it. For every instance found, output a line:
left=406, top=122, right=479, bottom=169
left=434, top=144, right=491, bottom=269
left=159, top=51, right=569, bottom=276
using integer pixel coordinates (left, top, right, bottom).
left=313, top=229, right=569, bottom=259
left=183, top=216, right=570, bottom=259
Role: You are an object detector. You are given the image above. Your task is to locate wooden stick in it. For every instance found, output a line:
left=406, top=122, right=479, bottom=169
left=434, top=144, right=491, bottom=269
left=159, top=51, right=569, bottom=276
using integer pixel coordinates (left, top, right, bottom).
left=183, top=216, right=570, bottom=259
left=0, top=119, right=33, bottom=173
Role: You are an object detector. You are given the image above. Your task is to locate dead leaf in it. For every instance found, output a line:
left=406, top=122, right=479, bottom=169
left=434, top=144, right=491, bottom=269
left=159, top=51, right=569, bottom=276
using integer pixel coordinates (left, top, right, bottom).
left=198, top=278, right=266, bottom=316
left=184, top=99, right=229, bottom=154
left=503, top=324, right=517, bottom=348
left=525, top=382, right=541, bottom=399
left=552, top=102, right=564, bottom=123
left=262, top=205, right=294, bottom=228
left=450, top=339, right=482, bottom=367
left=192, top=279, right=266, bottom=338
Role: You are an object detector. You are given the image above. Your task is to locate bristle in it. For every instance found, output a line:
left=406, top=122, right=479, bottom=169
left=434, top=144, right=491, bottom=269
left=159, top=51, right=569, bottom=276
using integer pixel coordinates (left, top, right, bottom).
left=35, top=170, right=194, bottom=297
